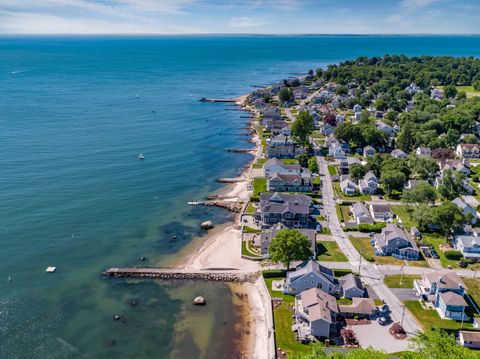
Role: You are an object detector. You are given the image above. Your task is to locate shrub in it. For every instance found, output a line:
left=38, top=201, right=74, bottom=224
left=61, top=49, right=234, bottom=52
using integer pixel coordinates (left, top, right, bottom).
left=358, top=223, right=386, bottom=233
left=262, top=270, right=286, bottom=278
left=444, top=250, right=463, bottom=260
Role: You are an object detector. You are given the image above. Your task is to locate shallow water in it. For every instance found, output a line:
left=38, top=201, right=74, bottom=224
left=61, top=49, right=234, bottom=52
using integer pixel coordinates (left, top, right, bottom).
left=1, top=35, right=480, bottom=358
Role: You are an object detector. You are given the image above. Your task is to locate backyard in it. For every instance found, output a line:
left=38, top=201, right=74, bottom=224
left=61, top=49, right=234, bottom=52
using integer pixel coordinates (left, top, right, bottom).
left=316, top=240, right=348, bottom=262
left=253, top=177, right=267, bottom=196
left=391, top=205, right=416, bottom=229
left=333, top=182, right=372, bottom=201
left=328, top=165, right=338, bottom=176
left=349, top=236, right=426, bottom=267
left=273, top=302, right=311, bottom=355
left=383, top=274, right=421, bottom=288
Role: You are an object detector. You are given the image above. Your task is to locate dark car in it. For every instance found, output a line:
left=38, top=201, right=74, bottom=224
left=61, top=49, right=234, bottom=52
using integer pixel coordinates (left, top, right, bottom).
left=459, top=260, right=468, bottom=268
left=431, top=249, right=440, bottom=259
left=378, top=316, right=391, bottom=326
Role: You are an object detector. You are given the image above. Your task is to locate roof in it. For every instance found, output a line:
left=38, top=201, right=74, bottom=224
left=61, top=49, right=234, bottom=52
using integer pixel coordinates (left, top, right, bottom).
left=341, top=273, right=364, bottom=292
left=290, top=259, right=334, bottom=282
left=439, top=291, right=468, bottom=307
left=424, top=270, right=466, bottom=290
left=460, top=331, right=480, bottom=343
left=370, top=203, right=391, bottom=213
left=259, top=192, right=311, bottom=206
left=452, top=197, right=472, bottom=211
left=458, top=144, right=480, bottom=150
left=264, top=158, right=301, bottom=171
left=300, top=288, right=338, bottom=323
left=338, top=298, right=376, bottom=315
left=352, top=202, right=370, bottom=218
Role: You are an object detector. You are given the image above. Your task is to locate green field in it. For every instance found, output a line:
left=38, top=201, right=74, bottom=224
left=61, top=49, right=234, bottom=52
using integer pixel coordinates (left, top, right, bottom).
left=328, top=165, right=338, bottom=176
left=404, top=300, right=475, bottom=330
left=391, top=205, right=416, bottom=229
left=253, top=177, right=267, bottom=196
left=273, top=302, right=311, bottom=355
left=349, top=236, right=426, bottom=266
left=463, top=277, right=480, bottom=311
left=384, top=274, right=421, bottom=288
left=316, top=241, right=348, bottom=262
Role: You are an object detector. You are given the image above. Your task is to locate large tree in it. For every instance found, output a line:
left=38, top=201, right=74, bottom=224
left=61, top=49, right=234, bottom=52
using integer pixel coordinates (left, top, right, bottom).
left=438, top=169, right=468, bottom=200
left=413, top=204, right=434, bottom=231
left=402, top=183, right=437, bottom=205
left=408, top=156, right=439, bottom=180
left=308, top=157, right=319, bottom=174
left=269, top=229, right=312, bottom=270
left=396, top=121, right=416, bottom=153
left=380, top=170, right=406, bottom=196
left=278, top=87, right=293, bottom=104
left=292, top=111, right=315, bottom=146
left=349, top=163, right=367, bottom=182
left=432, top=202, right=466, bottom=234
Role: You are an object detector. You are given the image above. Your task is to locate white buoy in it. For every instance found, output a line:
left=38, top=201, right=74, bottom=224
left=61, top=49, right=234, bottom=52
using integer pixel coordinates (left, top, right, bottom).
left=138, top=153, right=145, bottom=160
left=45, top=266, right=56, bottom=273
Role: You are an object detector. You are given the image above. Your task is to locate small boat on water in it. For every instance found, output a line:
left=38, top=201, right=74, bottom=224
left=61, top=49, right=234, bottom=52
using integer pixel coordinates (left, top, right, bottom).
left=138, top=153, right=145, bottom=160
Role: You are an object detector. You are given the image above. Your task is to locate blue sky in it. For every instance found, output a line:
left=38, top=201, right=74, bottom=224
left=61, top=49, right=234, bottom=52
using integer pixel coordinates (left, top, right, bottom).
left=0, top=0, right=479, bottom=34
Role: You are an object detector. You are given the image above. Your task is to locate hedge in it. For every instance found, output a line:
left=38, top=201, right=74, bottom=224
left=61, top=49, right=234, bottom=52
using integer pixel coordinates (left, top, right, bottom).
left=262, top=270, right=287, bottom=278
left=358, top=223, right=386, bottom=233
left=444, top=250, right=463, bottom=260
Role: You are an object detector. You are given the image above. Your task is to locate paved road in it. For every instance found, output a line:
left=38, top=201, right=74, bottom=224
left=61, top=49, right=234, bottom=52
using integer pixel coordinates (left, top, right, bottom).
left=316, top=156, right=422, bottom=335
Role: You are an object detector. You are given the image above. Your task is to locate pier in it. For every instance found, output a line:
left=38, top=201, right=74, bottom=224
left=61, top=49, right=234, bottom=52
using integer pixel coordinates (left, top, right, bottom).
left=104, top=267, right=258, bottom=283
left=199, top=97, right=237, bottom=103
left=187, top=200, right=243, bottom=212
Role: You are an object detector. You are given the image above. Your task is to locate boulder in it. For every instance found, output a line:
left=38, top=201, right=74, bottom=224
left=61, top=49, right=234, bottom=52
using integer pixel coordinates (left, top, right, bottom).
left=193, top=296, right=206, bottom=305
left=200, top=221, right=214, bottom=230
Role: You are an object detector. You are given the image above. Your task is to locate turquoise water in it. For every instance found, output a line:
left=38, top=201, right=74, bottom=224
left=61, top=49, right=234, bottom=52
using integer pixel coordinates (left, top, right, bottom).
left=1, top=35, right=480, bottom=358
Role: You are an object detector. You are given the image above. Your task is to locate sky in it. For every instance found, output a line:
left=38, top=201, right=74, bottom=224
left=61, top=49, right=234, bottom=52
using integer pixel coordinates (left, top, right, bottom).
left=0, top=0, right=479, bottom=35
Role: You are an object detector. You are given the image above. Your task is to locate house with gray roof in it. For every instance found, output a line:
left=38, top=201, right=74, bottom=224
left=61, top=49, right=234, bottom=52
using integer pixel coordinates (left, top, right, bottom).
left=267, top=134, right=305, bottom=159
left=294, top=288, right=339, bottom=340
left=255, top=193, right=311, bottom=228
left=369, top=203, right=392, bottom=222
left=452, top=197, right=478, bottom=224
left=267, top=172, right=313, bottom=192
left=413, top=270, right=468, bottom=320
left=391, top=149, right=407, bottom=159
left=358, top=171, right=378, bottom=194
left=338, top=298, right=377, bottom=319
left=351, top=202, right=374, bottom=225
left=340, top=177, right=358, bottom=195
left=363, top=146, right=376, bottom=157
left=260, top=223, right=317, bottom=256
left=284, top=259, right=339, bottom=295
left=263, top=158, right=301, bottom=177
left=454, top=234, right=480, bottom=259
left=376, top=120, right=396, bottom=137
left=340, top=273, right=365, bottom=299
left=374, top=224, right=419, bottom=260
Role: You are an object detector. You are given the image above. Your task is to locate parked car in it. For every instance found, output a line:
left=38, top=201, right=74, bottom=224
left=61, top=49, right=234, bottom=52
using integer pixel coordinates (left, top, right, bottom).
left=379, top=304, right=390, bottom=315
left=431, top=249, right=439, bottom=259
left=459, top=261, right=468, bottom=268
left=378, top=316, right=391, bottom=326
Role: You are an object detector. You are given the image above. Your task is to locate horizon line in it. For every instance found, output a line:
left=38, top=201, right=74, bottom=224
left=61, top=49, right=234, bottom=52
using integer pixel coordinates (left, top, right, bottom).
left=1, top=33, right=480, bottom=37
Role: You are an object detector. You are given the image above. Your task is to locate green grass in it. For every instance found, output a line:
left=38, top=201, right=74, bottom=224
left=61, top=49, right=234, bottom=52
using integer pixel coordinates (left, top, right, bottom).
left=463, top=277, right=480, bottom=312
left=245, top=202, right=256, bottom=214
left=340, top=205, right=352, bottom=223
left=253, top=177, right=267, bottom=196
left=333, top=182, right=372, bottom=201
left=391, top=205, right=416, bottom=229
left=311, top=130, right=325, bottom=140
left=261, top=139, right=267, bottom=154
left=422, top=233, right=458, bottom=269
left=262, top=274, right=294, bottom=303
left=241, top=240, right=262, bottom=258
left=282, top=159, right=297, bottom=164
left=404, top=300, right=475, bottom=330
left=328, top=165, right=338, bottom=176
left=273, top=302, right=311, bottom=355
left=337, top=297, right=353, bottom=305
left=252, top=158, right=267, bottom=169
left=439, top=85, right=480, bottom=98
left=336, top=204, right=343, bottom=222
left=313, top=176, right=321, bottom=185
left=316, top=241, right=349, bottom=262
left=349, top=236, right=427, bottom=266
left=243, top=225, right=262, bottom=233
left=384, top=274, right=421, bottom=288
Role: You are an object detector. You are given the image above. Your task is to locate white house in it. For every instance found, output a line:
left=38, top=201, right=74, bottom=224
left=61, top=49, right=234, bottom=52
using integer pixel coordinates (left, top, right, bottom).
left=391, top=149, right=407, bottom=159
left=369, top=203, right=393, bottom=222
left=416, top=147, right=432, bottom=157
left=351, top=202, right=374, bottom=225
left=456, top=144, right=480, bottom=159
left=452, top=197, right=478, bottom=224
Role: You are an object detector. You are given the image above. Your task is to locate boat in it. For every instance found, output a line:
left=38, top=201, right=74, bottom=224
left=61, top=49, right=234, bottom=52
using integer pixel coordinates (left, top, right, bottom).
left=138, top=153, right=145, bottom=160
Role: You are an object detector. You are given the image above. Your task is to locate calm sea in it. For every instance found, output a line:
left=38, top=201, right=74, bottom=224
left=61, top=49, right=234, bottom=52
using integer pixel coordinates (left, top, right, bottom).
left=1, top=35, right=480, bottom=358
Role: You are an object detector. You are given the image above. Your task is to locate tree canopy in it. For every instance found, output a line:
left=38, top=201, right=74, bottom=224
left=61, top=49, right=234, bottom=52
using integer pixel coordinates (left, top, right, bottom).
left=269, top=229, right=312, bottom=270
left=292, top=111, right=315, bottom=146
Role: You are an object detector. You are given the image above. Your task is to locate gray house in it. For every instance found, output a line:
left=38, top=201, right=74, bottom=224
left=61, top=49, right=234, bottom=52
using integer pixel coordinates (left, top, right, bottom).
left=260, top=223, right=317, bottom=256
left=374, top=224, right=420, bottom=260
left=267, top=172, right=313, bottom=192
left=351, top=202, right=374, bottom=225
left=294, top=288, right=338, bottom=340
left=340, top=273, right=365, bottom=299
left=284, top=259, right=339, bottom=295
left=255, top=193, right=311, bottom=228
left=452, top=197, right=478, bottom=224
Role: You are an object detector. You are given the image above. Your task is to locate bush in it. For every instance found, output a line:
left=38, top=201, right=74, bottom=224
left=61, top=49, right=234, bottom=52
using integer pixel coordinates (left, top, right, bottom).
left=262, top=270, right=286, bottom=278
left=358, top=223, right=386, bottom=233
left=444, top=250, right=463, bottom=260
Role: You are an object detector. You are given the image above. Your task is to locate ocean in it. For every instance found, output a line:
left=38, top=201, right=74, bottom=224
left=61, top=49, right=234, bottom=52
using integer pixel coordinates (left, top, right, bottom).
left=1, top=35, right=480, bottom=358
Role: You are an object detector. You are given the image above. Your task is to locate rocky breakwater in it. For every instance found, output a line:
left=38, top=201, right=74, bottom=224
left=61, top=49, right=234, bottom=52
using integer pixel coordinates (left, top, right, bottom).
left=104, top=267, right=259, bottom=283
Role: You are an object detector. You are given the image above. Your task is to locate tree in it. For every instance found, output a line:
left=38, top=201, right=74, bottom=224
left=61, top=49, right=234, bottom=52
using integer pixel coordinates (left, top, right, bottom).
left=323, top=113, right=336, bottom=126
left=408, top=156, right=439, bottom=180
left=444, top=85, right=457, bottom=99
left=462, top=134, right=478, bottom=144
left=409, top=329, right=478, bottom=359
left=349, top=163, right=367, bottom=182
left=473, top=80, right=480, bottom=91
left=457, top=91, right=467, bottom=100
left=335, top=122, right=364, bottom=147
left=380, top=170, right=406, bottom=196
left=438, top=169, right=468, bottom=200
left=402, top=183, right=437, bottom=205
left=396, top=121, right=416, bottom=153
left=308, top=157, right=319, bottom=174
left=291, top=111, right=315, bottom=146
left=445, top=128, right=460, bottom=148
left=269, top=229, right=312, bottom=270
left=278, top=87, right=293, bottom=104
left=296, top=153, right=309, bottom=168
left=432, top=202, right=466, bottom=234
left=413, top=204, right=434, bottom=231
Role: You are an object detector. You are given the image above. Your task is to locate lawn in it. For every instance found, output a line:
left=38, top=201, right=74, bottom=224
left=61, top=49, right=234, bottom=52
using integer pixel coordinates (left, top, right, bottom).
left=404, top=300, right=475, bottom=330
left=273, top=302, right=312, bottom=355
left=439, top=85, right=480, bottom=98
left=245, top=202, right=256, bottom=214
left=241, top=240, right=262, bottom=258
left=282, top=159, right=298, bottom=165
left=261, top=139, right=267, bottom=154
left=391, top=205, right=416, bottom=229
left=349, top=236, right=427, bottom=267
left=333, top=182, right=372, bottom=201
left=384, top=274, right=421, bottom=288
left=422, top=233, right=458, bottom=269
left=463, top=277, right=480, bottom=311
left=252, top=158, right=267, bottom=169
left=242, top=225, right=262, bottom=233
left=262, top=272, right=294, bottom=302
left=316, top=240, right=349, bottom=262
left=339, top=204, right=352, bottom=223
left=327, top=165, right=338, bottom=176
left=253, top=177, right=267, bottom=196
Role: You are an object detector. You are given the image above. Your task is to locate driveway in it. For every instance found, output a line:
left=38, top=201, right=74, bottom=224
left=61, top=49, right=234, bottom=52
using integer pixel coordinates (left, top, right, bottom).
left=352, top=321, right=411, bottom=353
left=390, top=288, right=419, bottom=301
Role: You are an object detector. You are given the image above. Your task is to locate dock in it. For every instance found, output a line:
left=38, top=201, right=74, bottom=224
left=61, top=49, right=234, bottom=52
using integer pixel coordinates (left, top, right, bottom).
left=199, top=97, right=237, bottom=103
left=104, top=267, right=258, bottom=283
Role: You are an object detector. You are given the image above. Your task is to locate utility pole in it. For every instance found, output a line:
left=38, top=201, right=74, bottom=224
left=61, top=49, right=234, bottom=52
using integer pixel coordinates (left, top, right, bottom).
left=401, top=305, right=406, bottom=327
left=358, top=255, right=362, bottom=274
